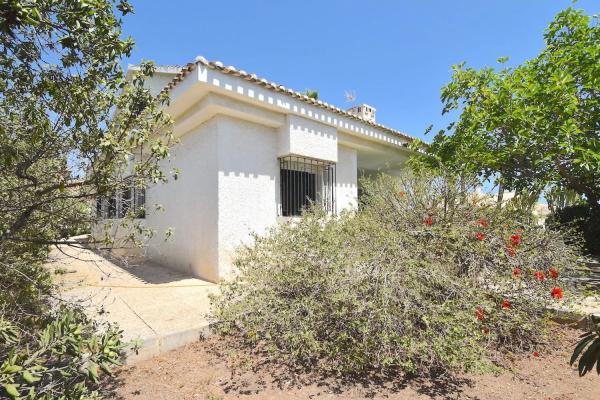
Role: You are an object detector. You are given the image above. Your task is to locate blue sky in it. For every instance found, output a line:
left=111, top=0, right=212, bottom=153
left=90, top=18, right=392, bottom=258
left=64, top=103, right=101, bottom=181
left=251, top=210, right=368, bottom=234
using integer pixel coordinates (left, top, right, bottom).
left=124, top=0, right=597, bottom=142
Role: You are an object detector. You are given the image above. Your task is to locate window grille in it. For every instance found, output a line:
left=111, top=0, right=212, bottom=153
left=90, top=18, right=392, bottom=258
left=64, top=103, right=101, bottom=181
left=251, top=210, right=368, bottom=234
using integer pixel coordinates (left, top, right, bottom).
left=96, top=180, right=146, bottom=219
left=107, top=192, right=117, bottom=218
left=134, top=187, right=145, bottom=218
left=279, top=155, right=336, bottom=216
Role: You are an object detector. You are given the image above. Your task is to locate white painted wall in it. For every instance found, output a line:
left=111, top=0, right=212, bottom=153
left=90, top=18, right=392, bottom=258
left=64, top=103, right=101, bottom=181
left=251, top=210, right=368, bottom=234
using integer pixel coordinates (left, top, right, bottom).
left=278, top=114, right=337, bottom=162
left=144, top=118, right=219, bottom=281
left=336, top=146, right=358, bottom=213
left=216, top=115, right=280, bottom=278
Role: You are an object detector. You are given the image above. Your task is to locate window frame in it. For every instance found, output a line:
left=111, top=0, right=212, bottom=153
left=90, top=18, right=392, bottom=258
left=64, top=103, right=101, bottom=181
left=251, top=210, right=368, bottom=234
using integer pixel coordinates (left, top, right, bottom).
left=96, top=178, right=146, bottom=220
left=279, top=155, right=336, bottom=217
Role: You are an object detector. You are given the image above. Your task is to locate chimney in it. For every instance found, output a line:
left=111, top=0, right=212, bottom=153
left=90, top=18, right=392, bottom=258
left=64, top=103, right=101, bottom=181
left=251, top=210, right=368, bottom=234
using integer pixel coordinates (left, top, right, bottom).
left=347, top=104, right=376, bottom=123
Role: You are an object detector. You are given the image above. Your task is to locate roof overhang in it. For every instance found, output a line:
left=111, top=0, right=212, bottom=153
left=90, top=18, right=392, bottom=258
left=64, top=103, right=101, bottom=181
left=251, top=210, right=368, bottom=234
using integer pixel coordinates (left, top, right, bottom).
left=151, top=56, right=419, bottom=152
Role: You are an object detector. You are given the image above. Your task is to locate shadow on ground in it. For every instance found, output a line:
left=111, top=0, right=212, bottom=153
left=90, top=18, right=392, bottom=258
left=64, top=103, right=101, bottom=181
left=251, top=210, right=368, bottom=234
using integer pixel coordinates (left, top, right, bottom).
left=89, top=247, right=193, bottom=285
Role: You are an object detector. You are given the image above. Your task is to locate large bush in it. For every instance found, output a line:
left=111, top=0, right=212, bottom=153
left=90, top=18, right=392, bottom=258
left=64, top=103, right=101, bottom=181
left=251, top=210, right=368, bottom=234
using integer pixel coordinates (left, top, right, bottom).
left=211, top=171, right=584, bottom=375
left=548, top=205, right=600, bottom=256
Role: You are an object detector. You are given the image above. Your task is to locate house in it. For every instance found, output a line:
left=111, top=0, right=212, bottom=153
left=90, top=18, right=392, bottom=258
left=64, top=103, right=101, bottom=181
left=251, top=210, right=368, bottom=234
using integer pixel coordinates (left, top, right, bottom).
left=94, top=56, right=415, bottom=282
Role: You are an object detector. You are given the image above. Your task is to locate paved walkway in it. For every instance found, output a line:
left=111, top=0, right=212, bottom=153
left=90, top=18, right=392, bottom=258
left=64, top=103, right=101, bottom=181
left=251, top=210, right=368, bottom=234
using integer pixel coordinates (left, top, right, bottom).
left=46, top=244, right=218, bottom=363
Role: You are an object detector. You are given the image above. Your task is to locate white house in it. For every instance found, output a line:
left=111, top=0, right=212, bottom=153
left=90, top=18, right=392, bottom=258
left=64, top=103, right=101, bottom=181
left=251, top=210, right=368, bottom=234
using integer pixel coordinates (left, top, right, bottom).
left=94, top=56, right=415, bottom=282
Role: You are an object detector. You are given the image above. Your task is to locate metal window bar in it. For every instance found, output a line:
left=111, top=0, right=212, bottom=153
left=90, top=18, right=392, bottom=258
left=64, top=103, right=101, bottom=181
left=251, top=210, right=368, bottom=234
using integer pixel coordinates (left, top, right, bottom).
left=134, top=186, right=146, bottom=218
left=279, top=155, right=336, bottom=216
left=107, top=192, right=117, bottom=218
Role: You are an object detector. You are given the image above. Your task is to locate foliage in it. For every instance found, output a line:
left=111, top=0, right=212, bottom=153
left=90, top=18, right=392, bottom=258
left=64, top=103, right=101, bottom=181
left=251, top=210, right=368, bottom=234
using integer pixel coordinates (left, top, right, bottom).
left=570, top=316, right=600, bottom=377
left=303, top=89, right=319, bottom=100
left=211, top=171, right=583, bottom=376
left=0, top=0, right=175, bottom=249
left=0, top=306, right=124, bottom=399
left=547, top=205, right=600, bottom=256
left=545, top=186, right=585, bottom=214
left=420, top=8, right=600, bottom=207
left=0, top=1, right=171, bottom=398
left=0, top=242, right=128, bottom=399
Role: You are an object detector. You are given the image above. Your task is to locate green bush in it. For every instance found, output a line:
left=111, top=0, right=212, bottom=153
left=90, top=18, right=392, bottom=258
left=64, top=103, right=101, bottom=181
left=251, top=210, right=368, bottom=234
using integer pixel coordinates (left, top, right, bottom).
left=0, top=249, right=126, bottom=399
left=211, top=171, right=584, bottom=375
left=548, top=205, right=600, bottom=256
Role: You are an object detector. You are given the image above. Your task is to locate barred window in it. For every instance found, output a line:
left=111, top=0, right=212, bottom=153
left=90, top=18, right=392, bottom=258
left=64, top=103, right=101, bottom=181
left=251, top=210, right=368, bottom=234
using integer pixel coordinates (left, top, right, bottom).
left=119, top=187, right=132, bottom=218
left=96, top=180, right=146, bottom=219
left=279, top=155, right=336, bottom=217
left=134, top=187, right=145, bottom=218
left=107, top=192, right=117, bottom=218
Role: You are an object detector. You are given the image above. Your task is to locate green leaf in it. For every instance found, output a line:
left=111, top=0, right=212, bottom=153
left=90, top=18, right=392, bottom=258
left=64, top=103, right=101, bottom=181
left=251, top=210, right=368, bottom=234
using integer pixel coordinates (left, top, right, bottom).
left=578, top=339, right=600, bottom=376
left=22, top=371, right=39, bottom=384
left=570, top=334, right=595, bottom=365
left=3, top=383, right=20, bottom=399
left=87, top=362, right=99, bottom=383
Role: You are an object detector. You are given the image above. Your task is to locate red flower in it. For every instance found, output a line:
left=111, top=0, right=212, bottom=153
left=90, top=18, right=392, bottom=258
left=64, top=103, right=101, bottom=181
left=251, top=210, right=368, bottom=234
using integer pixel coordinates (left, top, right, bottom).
left=510, top=234, right=522, bottom=247
left=476, top=307, right=485, bottom=321
left=475, top=232, right=486, bottom=241
left=501, top=299, right=511, bottom=309
left=533, top=351, right=540, bottom=358
left=512, top=267, right=522, bottom=277
left=551, top=287, right=564, bottom=299
left=534, top=271, right=545, bottom=281
left=548, top=267, right=559, bottom=279
left=505, top=246, right=516, bottom=257
left=476, top=218, right=489, bottom=228
left=399, top=191, right=406, bottom=198
left=423, top=217, right=434, bottom=226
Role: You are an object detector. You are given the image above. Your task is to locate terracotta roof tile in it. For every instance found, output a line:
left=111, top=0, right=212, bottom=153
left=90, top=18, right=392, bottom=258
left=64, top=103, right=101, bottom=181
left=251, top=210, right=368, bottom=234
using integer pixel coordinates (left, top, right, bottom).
left=159, top=56, right=416, bottom=142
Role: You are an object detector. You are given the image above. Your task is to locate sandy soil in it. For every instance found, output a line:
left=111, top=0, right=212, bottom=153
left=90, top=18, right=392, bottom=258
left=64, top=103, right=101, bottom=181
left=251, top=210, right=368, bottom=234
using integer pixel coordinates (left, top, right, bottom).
left=108, top=326, right=600, bottom=400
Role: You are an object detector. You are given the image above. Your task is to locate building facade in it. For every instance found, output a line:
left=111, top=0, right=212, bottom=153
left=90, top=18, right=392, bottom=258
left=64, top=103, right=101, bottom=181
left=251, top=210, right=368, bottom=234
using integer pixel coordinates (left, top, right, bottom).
left=94, top=56, right=415, bottom=282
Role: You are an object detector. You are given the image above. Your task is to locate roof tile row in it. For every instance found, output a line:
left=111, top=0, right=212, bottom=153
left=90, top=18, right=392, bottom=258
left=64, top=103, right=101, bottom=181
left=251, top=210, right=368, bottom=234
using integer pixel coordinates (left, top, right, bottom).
left=160, top=56, right=415, bottom=142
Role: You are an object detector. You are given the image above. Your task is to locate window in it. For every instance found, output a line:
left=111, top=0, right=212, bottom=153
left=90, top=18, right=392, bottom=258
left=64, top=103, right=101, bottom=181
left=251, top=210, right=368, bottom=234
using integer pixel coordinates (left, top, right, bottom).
left=96, top=180, right=146, bottom=219
left=134, top=187, right=145, bottom=218
left=119, top=187, right=132, bottom=218
left=107, top=192, right=117, bottom=218
left=279, top=155, right=336, bottom=216
left=96, top=197, right=103, bottom=218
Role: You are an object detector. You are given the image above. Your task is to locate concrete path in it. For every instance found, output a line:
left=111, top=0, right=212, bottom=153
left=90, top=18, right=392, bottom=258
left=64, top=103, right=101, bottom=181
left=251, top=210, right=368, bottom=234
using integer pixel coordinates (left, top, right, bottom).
left=46, top=244, right=218, bottom=363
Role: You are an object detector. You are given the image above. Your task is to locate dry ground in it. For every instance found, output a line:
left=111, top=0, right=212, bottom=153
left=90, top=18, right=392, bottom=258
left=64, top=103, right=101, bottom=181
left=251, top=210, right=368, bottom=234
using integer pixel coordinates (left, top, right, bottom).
left=108, top=325, right=600, bottom=400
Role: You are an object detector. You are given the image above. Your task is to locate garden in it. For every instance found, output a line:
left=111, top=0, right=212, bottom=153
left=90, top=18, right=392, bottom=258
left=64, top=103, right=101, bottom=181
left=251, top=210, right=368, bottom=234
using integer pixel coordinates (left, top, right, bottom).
left=1, top=2, right=599, bottom=399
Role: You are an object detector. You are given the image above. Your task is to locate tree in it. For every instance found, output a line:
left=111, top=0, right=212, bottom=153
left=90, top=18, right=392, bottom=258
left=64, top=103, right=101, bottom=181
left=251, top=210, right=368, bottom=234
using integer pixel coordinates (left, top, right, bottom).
left=1, top=0, right=175, bottom=247
left=0, top=1, right=174, bottom=398
left=422, top=8, right=599, bottom=207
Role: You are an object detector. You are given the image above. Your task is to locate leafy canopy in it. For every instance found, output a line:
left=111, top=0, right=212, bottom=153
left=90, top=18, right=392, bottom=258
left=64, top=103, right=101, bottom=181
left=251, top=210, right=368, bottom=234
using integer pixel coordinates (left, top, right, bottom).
left=0, top=1, right=173, bottom=398
left=421, top=8, right=599, bottom=207
left=0, top=0, right=175, bottom=247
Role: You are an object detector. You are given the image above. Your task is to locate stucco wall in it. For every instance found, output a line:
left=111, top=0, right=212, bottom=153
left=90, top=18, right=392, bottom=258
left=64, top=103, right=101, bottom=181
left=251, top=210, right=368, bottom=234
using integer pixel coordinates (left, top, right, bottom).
left=144, top=118, right=219, bottom=281
left=145, top=71, right=178, bottom=96
left=278, top=114, right=337, bottom=162
left=216, top=115, right=279, bottom=278
left=336, top=146, right=358, bottom=213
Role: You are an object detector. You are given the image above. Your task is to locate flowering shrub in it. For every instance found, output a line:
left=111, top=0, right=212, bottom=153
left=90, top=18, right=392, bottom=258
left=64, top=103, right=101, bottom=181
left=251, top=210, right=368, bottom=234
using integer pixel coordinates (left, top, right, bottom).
left=211, top=171, right=584, bottom=375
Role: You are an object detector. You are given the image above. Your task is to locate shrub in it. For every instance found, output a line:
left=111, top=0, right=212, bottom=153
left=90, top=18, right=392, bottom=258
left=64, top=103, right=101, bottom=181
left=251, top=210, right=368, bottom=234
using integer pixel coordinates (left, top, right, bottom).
left=0, top=248, right=126, bottom=399
left=211, top=171, right=584, bottom=376
left=548, top=205, right=600, bottom=256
